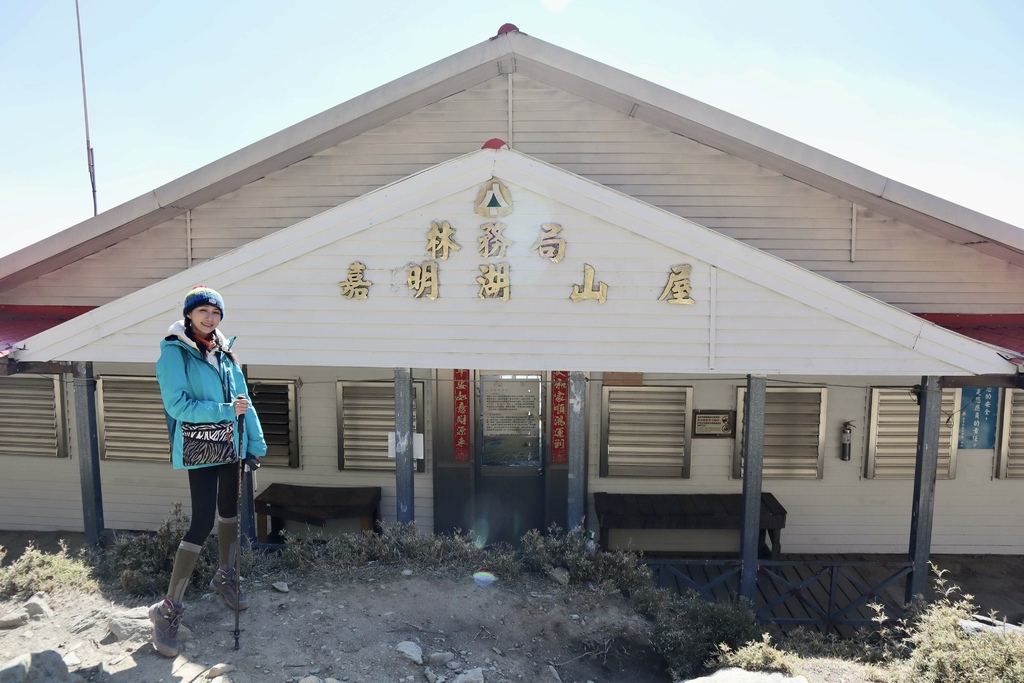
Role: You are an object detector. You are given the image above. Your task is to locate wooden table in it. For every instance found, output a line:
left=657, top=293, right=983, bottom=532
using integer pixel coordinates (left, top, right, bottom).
left=254, top=484, right=381, bottom=543
left=593, top=492, right=787, bottom=559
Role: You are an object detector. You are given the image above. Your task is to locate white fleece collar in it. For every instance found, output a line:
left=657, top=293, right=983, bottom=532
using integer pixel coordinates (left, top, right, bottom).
left=167, top=320, right=228, bottom=350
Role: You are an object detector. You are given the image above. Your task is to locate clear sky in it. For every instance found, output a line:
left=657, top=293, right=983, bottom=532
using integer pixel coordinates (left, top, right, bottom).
left=2, top=0, right=1023, bottom=259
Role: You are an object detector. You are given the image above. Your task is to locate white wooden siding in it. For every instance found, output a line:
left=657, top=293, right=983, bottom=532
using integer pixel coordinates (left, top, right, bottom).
left=0, top=79, right=509, bottom=307
left=62, top=183, right=977, bottom=376
left=511, top=74, right=1024, bottom=313
left=5, top=73, right=1024, bottom=313
left=0, top=218, right=188, bottom=307
left=0, top=378, right=82, bottom=531
left=186, top=78, right=509, bottom=264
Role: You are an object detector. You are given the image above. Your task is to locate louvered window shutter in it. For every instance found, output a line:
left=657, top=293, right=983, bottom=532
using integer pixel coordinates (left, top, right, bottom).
left=250, top=380, right=298, bottom=468
left=0, top=375, right=65, bottom=458
left=996, top=389, right=1024, bottom=478
left=866, top=387, right=959, bottom=479
left=734, top=388, right=826, bottom=479
left=338, top=382, right=421, bottom=471
left=601, top=386, right=691, bottom=477
left=97, top=376, right=171, bottom=461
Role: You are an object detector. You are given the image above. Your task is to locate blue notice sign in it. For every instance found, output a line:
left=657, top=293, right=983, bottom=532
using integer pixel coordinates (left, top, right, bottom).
left=957, top=387, right=998, bottom=450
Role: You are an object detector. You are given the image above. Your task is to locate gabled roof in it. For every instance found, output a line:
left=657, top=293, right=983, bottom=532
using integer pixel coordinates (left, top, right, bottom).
left=13, top=148, right=1015, bottom=377
left=2, top=27, right=1022, bottom=295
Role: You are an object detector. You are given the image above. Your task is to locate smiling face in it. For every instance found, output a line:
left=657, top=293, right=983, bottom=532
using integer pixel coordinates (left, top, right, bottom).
left=187, top=304, right=222, bottom=339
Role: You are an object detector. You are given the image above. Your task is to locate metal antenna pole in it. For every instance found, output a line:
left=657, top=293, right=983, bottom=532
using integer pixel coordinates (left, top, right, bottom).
left=74, top=0, right=97, bottom=216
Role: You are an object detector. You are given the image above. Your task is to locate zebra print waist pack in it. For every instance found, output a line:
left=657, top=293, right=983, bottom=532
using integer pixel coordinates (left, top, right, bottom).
left=181, top=421, right=236, bottom=467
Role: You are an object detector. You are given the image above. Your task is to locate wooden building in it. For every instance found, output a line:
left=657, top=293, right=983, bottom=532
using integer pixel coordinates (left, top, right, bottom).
left=2, top=26, right=1024, bottom=570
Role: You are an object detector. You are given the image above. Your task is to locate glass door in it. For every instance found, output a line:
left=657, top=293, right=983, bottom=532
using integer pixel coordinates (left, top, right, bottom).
left=474, top=373, right=546, bottom=545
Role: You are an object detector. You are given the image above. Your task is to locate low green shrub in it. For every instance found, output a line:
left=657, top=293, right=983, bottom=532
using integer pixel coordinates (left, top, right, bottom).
left=778, top=567, right=1024, bottom=683
left=519, top=524, right=655, bottom=600
left=274, top=522, right=523, bottom=579
left=0, top=541, right=97, bottom=598
left=781, top=626, right=885, bottom=663
left=520, top=525, right=596, bottom=578
left=890, top=584, right=1024, bottom=683
left=716, top=633, right=797, bottom=675
left=650, top=590, right=764, bottom=680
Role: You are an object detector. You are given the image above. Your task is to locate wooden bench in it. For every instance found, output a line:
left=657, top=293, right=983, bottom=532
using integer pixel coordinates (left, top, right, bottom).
left=254, top=484, right=382, bottom=543
left=593, top=492, right=787, bottom=559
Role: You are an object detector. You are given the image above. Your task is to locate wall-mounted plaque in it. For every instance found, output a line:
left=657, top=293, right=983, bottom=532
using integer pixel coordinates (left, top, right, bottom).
left=603, top=372, right=643, bottom=387
left=692, top=410, right=735, bottom=438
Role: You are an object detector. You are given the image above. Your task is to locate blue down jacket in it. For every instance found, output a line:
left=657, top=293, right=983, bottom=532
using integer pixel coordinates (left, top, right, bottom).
left=156, top=322, right=267, bottom=470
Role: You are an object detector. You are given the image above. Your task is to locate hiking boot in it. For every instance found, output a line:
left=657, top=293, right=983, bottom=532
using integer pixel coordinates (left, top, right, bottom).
left=148, top=598, right=185, bottom=657
left=210, top=567, right=248, bottom=610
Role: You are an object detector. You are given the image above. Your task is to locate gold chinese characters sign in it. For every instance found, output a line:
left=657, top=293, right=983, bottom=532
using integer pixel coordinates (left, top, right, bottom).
left=337, top=176, right=696, bottom=306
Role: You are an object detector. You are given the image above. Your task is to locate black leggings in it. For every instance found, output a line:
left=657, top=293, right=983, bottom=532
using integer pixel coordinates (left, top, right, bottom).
left=183, top=463, right=239, bottom=546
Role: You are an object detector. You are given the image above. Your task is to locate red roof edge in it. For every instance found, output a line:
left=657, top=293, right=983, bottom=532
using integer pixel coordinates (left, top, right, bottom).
left=917, top=313, right=1024, bottom=356
left=0, top=305, right=96, bottom=357
left=917, top=313, right=1024, bottom=326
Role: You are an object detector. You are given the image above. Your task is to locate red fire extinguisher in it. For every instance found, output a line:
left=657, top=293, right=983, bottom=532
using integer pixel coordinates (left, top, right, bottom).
left=840, top=421, right=855, bottom=461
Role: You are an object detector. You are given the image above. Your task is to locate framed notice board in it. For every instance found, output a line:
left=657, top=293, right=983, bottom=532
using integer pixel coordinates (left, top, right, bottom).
left=692, top=410, right=735, bottom=438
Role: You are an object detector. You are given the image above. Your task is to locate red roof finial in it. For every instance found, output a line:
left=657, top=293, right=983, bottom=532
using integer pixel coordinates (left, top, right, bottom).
left=495, top=24, right=519, bottom=36
left=482, top=138, right=509, bottom=150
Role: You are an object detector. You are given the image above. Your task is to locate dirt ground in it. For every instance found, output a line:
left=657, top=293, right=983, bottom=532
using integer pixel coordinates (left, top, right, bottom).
left=3, top=532, right=1019, bottom=683
left=1, top=564, right=674, bottom=683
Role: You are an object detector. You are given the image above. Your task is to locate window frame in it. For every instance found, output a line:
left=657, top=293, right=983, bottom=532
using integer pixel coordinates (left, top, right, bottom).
left=96, top=374, right=171, bottom=462
left=248, top=379, right=300, bottom=468
left=0, top=374, right=66, bottom=458
left=865, top=386, right=960, bottom=480
left=337, top=380, right=425, bottom=472
left=733, top=386, right=827, bottom=480
left=995, top=388, right=1023, bottom=478
left=600, top=384, right=692, bottom=478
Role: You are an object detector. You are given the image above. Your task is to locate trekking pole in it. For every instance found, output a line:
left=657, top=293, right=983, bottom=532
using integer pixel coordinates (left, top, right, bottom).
left=233, top=403, right=246, bottom=651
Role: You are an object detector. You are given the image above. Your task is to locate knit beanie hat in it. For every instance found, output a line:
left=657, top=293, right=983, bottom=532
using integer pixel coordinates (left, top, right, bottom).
left=182, top=285, right=225, bottom=319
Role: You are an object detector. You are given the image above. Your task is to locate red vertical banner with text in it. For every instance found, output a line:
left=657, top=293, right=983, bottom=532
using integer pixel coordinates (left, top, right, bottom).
left=550, top=371, right=569, bottom=464
left=453, top=369, right=471, bottom=462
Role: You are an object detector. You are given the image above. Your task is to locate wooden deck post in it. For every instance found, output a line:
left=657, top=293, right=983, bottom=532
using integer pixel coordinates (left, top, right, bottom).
left=740, top=374, right=766, bottom=602
left=394, top=367, right=415, bottom=524
left=906, top=375, right=941, bottom=604
left=567, top=371, right=586, bottom=531
left=72, top=361, right=105, bottom=546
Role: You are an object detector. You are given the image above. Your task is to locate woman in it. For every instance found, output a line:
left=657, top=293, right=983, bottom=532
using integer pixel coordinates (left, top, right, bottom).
left=149, top=284, right=267, bottom=657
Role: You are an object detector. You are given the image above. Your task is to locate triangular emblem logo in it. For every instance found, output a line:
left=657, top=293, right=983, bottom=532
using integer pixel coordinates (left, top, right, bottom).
left=475, top=178, right=512, bottom=217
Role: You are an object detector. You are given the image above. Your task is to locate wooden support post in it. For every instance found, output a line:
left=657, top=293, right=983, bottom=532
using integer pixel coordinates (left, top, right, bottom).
left=566, top=371, right=586, bottom=532
left=740, top=374, right=766, bottom=603
left=907, top=375, right=941, bottom=604
left=394, top=368, right=415, bottom=525
left=72, top=362, right=105, bottom=546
